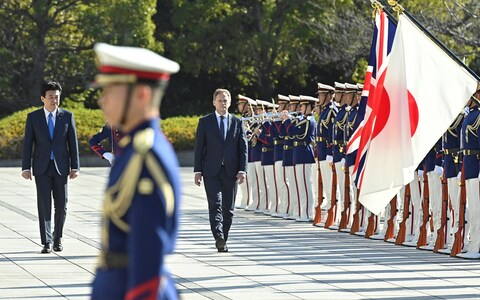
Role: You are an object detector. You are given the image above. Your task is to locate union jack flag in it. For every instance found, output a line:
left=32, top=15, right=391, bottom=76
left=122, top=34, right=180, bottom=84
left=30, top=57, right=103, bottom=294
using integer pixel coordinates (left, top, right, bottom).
left=347, top=10, right=397, bottom=189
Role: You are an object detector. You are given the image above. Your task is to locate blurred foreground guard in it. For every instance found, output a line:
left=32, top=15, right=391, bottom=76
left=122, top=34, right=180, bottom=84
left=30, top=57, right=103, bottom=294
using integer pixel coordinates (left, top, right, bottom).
left=90, top=43, right=181, bottom=299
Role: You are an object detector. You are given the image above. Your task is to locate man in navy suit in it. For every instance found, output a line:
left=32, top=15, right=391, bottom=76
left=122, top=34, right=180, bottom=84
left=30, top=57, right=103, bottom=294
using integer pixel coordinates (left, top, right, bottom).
left=194, top=88, right=248, bottom=252
left=21, top=80, right=80, bottom=253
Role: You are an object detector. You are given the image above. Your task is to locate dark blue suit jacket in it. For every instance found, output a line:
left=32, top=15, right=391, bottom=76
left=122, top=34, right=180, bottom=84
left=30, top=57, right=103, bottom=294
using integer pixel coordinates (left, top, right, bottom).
left=194, top=112, right=247, bottom=178
left=22, top=108, right=80, bottom=176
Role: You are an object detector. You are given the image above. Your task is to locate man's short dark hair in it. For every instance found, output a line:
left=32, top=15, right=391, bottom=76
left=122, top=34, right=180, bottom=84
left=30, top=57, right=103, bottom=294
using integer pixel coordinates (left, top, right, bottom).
left=42, top=80, right=62, bottom=97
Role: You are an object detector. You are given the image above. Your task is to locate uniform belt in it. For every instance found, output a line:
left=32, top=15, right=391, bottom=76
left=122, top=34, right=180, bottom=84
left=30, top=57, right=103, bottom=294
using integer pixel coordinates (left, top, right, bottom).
left=283, top=145, right=294, bottom=150
left=262, top=147, right=274, bottom=152
left=316, top=137, right=326, bottom=142
left=462, top=149, right=480, bottom=156
left=274, top=140, right=284, bottom=145
left=333, top=140, right=344, bottom=146
left=444, top=148, right=459, bottom=155
left=103, top=252, right=128, bottom=269
left=294, top=141, right=308, bottom=147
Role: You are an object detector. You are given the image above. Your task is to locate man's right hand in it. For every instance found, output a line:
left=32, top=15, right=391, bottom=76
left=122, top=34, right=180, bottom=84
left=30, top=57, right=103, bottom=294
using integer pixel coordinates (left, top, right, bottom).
left=21, top=170, right=32, bottom=180
left=194, top=173, right=202, bottom=186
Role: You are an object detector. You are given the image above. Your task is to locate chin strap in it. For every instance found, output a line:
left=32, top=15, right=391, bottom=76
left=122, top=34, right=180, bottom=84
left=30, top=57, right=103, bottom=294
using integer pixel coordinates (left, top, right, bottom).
left=120, top=84, right=134, bottom=126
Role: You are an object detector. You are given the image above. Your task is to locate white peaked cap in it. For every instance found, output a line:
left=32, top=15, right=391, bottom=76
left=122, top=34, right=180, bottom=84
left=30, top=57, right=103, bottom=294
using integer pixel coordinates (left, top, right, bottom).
left=334, top=82, right=346, bottom=90
left=299, top=95, right=319, bottom=102
left=256, top=99, right=271, bottom=107
left=288, top=95, right=301, bottom=101
left=317, top=83, right=335, bottom=92
left=344, top=83, right=358, bottom=91
left=277, top=94, right=290, bottom=102
left=238, top=94, right=257, bottom=105
left=93, top=43, right=180, bottom=86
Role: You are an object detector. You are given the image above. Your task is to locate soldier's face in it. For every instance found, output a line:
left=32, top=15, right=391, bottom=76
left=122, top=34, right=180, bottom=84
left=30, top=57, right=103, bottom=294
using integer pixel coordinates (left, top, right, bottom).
left=334, top=92, right=343, bottom=103
left=213, top=92, right=231, bottom=115
left=41, top=90, right=60, bottom=112
left=237, top=102, right=246, bottom=114
left=98, top=84, right=128, bottom=128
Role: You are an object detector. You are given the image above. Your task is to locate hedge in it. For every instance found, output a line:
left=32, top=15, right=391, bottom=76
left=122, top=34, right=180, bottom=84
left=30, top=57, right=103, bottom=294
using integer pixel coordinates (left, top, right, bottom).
left=0, top=107, right=200, bottom=159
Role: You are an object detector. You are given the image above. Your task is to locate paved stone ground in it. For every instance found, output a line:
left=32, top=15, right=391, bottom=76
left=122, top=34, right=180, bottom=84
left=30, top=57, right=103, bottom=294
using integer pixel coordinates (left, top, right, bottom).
left=1, top=167, right=480, bottom=299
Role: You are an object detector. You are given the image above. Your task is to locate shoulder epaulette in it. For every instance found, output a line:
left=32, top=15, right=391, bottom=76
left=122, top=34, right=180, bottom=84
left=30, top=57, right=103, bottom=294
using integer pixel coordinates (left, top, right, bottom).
left=133, top=128, right=154, bottom=155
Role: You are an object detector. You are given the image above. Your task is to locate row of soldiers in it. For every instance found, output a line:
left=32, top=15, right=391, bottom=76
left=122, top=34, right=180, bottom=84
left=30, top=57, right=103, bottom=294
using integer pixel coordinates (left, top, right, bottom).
left=236, top=82, right=480, bottom=259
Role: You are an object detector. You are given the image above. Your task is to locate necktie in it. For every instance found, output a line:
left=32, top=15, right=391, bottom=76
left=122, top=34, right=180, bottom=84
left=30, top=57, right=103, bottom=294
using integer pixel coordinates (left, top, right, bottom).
left=48, top=113, right=54, bottom=160
left=220, top=116, right=225, bottom=141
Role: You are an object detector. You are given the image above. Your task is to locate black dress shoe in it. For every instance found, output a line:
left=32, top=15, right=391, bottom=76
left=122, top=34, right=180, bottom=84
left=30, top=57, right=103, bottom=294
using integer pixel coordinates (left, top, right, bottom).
left=53, top=240, right=63, bottom=252
left=41, top=242, right=52, bottom=254
left=218, top=245, right=228, bottom=253
left=215, top=236, right=226, bottom=250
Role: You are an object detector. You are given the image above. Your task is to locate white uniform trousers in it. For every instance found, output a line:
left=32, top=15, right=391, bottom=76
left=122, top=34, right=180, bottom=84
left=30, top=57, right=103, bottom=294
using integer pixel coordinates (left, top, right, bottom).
left=447, top=177, right=460, bottom=250
left=263, top=164, right=276, bottom=215
left=425, top=171, right=442, bottom=248
left=294, top=163, right=314, bottom=221
left=404, top=173, right=424, bottom=246
left=460, top=178, right=480, bottom=257
left=254, top=161, right=268, bottom=213
left=237, top=170, right=252, bottom=209
left=348, top=165, right=358, bottom=229
left=319, top=160, right=333, bottom=211
left=272, top=161, right=289, bottom=217
left=330, top=161, right=345, bottom=228
left=284, top=165, right=298, bottom=219
left=245, top=162, right=259, bottom=211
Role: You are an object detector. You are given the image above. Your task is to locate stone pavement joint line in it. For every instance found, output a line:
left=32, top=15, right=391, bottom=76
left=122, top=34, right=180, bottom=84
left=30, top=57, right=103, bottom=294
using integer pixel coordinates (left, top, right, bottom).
left=1, top=167, right=480, bottom=299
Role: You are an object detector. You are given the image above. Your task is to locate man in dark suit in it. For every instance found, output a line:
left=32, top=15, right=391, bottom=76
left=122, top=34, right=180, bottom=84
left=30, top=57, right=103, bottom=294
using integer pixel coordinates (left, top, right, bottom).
left=21, top=80, right=80, bottom=253
left=194, top=88, right=248, bottom=252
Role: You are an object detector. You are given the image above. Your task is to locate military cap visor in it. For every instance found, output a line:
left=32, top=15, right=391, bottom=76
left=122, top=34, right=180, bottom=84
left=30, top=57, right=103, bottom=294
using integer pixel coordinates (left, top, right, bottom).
left=92, top=43, right=180, bottom=87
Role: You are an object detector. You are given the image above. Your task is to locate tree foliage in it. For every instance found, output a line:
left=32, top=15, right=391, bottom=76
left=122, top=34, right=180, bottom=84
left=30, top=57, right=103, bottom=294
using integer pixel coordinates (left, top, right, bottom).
left=0, top=0, right=478, bottom=119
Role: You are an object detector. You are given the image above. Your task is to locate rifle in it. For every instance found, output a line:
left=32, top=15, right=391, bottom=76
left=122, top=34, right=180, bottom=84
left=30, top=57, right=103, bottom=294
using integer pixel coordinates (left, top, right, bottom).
left=451, top=165, right=466, bottom=257
left=313, top=159, right=323, bottom=225
left=417, top=168, right=430, bottom=248
left=395, top=184, right=411, bottom=245
left=434, top=170, right=448, bottom=252
left=324, top=164, right=337, bottom=228
left=350, top=188, right=362, bottom=235
left=384, top=196, right=397, bottom=241
left=338, top=164, right=350, bottom=231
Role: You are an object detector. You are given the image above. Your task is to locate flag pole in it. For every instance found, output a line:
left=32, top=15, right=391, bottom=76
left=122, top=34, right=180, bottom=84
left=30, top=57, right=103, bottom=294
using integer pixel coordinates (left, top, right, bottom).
left=385, top=0, right=480, bottom=81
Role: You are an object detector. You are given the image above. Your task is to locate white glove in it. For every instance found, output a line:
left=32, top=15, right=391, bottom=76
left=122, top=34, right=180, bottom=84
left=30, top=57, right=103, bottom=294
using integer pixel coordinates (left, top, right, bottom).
left=464, top=106, right=470, bottom=115
left=103, top=152, right=115, bottom=165
left=434, top=165, right=443, bottom=177
left=326, top=155, right=333, bottom=164
left=340, top=158, right=345, bottom=166
left=417, top=169, right=424, bottom=178
left=457, top=171, right=462, bottom=182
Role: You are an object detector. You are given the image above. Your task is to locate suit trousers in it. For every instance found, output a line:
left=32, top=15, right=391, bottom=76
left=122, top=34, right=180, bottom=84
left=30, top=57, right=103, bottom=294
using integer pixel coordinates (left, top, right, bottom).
left=204, top=166, right=237, bottom=241
left=34, top=160, right=68, bottom=245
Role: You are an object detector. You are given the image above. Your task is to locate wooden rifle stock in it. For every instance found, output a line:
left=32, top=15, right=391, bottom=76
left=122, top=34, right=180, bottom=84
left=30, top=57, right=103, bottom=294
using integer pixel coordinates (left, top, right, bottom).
left=313, top=160, right=323, bottom=225
left=451, top=165, right=466, bottom=257
left=350, top=189, right=362, bottom=235
left=338, top=165, right=350, bottom=231
left=384, top=196, right=397, bottom=241
left=324, top=164, right=337, bottom=228
left=434, top=172, right=448, bottom=252
left=417, top=169, right=430, bottom=248
left=395, top=184, right=411, bottom=245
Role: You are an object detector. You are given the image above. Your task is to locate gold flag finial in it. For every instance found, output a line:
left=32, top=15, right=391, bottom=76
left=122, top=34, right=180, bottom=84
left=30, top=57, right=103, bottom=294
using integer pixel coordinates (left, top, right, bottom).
left=370, top=0, right=383, bottom=18
left=388, top=0, right=404, bottom=17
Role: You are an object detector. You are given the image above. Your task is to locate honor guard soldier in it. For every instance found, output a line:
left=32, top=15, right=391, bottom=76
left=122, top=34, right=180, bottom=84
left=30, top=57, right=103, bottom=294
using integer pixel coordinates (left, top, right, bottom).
left=271, top=94, right=289, bottom=217
left=315, top=83, right=337, bottom=227
left=458, top=88, right=480, bottom=259
left=290, top=95, right=318, bottom=221
left=279, top=95, right=301, bottom=219
left=237, top=95, right=257, bottom=209
left=245, top=101, right=264, bottom=212
left=257, top=99, right=277, bottom=215
left=328, top=82, right=347, bottom=229
left=440, top=113, right=464, bottom=253
left=344, top=83, right=362, bottom=232
left=89, top=123, right=122, bottom=165
left=90, top=43, right=181, bottom=299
